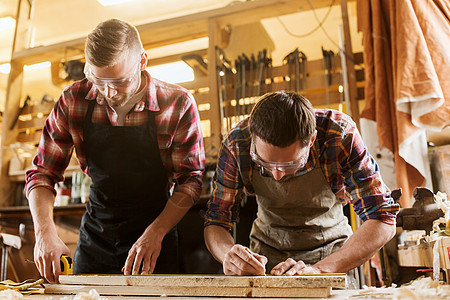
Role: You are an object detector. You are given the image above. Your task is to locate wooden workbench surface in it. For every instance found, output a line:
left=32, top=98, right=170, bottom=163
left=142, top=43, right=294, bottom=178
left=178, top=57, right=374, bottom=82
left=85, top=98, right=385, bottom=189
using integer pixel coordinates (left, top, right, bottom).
left=25, top=289, right=366, bottom=299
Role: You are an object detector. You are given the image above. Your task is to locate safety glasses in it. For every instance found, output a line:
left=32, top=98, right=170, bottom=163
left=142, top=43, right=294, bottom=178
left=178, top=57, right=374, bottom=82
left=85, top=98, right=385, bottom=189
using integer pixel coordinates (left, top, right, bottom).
left=249, top=140, right=310, bottom=173
left=84, top=61, right=140, bottom=90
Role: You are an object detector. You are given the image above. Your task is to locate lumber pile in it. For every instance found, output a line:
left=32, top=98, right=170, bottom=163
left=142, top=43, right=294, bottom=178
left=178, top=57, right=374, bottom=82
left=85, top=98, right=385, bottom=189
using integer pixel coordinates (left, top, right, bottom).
left=45, top=274, right=347, bottom=298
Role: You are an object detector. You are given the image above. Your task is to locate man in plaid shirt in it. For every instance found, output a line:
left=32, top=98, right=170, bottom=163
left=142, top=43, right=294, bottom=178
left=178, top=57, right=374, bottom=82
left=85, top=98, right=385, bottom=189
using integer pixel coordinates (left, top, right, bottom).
left=203, top=91, right=399, bottom=287
left=26, top=19, right=204, bottom=282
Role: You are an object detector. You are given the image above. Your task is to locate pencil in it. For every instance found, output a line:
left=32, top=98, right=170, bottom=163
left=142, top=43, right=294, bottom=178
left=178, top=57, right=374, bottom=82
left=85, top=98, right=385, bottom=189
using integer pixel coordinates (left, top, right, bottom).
left=245, top=247, right=266, bottom=276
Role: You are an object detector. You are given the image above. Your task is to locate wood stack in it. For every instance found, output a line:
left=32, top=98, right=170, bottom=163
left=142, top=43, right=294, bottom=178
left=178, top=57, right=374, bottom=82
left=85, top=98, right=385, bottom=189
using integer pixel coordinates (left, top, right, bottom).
left=46, top=274, right=347, bottom=298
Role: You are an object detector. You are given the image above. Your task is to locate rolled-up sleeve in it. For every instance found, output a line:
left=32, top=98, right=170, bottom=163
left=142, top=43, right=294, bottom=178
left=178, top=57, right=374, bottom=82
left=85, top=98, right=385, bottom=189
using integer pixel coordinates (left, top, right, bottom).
left=340, top=122, right=399, bottom=225
left=25, top=89, right=75, bottom=198
left=170, top=93, right=205, bottom=203
left=202, top=136, right=245, bottom=231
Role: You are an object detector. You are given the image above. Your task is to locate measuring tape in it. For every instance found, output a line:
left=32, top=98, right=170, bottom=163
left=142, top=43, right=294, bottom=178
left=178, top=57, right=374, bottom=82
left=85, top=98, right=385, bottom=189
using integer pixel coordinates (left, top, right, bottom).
left=60, top=255, right=73, bottom=275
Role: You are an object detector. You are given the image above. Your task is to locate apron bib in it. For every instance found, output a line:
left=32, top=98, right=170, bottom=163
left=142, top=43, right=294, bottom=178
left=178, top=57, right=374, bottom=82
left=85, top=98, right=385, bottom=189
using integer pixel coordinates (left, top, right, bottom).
left=73, top=100, right=178, bottom=274
left=250, top=151, right=358, bottom=287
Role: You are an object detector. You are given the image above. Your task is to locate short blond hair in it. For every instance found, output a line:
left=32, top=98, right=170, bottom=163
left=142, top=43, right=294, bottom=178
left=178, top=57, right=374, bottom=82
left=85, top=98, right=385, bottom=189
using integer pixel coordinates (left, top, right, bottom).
left=85, top=19, right=143, bottom=67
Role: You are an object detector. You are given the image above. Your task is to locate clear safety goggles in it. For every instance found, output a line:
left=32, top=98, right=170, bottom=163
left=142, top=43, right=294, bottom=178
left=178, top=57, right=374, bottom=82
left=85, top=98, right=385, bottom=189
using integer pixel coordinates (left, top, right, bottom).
left=249, top=140, right=310, bottom=173
left=84, top=61, right=140, bottom=90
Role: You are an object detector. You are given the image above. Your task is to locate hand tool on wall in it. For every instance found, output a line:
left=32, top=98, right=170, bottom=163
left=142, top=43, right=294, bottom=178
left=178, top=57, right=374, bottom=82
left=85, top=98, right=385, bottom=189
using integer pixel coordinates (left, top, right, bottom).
left=10, top=95, right=31, bottom=130
left=240, top=53, right=250, bottom=117
left=266, top=55, right=273, bottom=94
left=283, top=50, right=293, bottom=91
left=321, top=47, right=335, bottom=107
left=256, top=49, right=267, bottom=96
left=299, top=51, right=307, bottom=92
left=283, top=48, right=305, bottom=93
left=234, top=57, right=241, bottom=122
left=215, top=47, right=232, bottom=132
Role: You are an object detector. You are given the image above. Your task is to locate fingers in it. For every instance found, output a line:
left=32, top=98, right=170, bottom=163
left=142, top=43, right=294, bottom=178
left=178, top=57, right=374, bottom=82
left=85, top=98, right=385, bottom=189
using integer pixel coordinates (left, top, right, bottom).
left=123, top=242, right=161, bottom=275
left=123, top=250, right=135, bottom=275
left=132, top=250, right=145, bottom=275
left=253, top=252, right=268, bottom=267
left=223, top=245, right=266, bottom=275
left=38, top=252, right=61, bottom=283
left=271, top=258, right=305, bottom=276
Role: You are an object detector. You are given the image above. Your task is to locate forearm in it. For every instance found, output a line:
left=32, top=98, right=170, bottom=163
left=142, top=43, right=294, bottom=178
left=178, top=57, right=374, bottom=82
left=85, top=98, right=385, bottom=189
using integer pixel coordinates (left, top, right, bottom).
left=204, top=225, right=235, bottom=264
left=146, top=192, right=193, bottom=238
left=313, top=219, right=396, bottom=273
left=28, top=187, right=58, bottom=237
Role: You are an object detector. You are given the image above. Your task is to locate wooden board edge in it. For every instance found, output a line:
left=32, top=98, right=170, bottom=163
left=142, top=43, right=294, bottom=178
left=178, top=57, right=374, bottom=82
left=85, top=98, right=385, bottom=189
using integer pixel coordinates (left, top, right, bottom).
left=59, top=274, right=346, bottom=288
left=45, top=284, right=332, bottom=298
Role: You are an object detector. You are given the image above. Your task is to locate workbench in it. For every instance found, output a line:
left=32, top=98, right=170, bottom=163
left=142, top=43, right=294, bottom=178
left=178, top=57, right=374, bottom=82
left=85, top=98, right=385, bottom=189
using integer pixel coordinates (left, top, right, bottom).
left=24, top=290, right=364, bottom=299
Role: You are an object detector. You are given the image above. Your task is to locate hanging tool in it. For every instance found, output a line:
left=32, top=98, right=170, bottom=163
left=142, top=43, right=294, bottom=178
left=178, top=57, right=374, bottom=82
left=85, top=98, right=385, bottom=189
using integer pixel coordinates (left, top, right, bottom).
left=240, top=53, right=250, bottom=117
left=247, top=53, right=256, bottom=114
left=321, top=47, right=335, bottom=107
left=283, top=50, right=294, bottom=91
left=283, top=48, right=307, bottom=93
left=234, top=57, right=241, bottom=122
left=299, top=51, right=307, bottom=92
left=215, top=47, right=232, bottom=133
left=10, top=95, right=31, bottom=130
left=266, top=55, right=273, bottom=95
left=256, top=49, right=267, bottom=96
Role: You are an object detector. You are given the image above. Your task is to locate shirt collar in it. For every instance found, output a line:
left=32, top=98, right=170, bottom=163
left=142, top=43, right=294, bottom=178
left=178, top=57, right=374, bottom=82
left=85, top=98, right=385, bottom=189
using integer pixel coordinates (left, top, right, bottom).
left=84, top=70, right=160, bottom=112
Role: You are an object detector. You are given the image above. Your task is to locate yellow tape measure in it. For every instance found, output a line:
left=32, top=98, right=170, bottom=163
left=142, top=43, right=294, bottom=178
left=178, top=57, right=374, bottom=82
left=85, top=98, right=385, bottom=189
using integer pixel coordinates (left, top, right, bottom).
left=60, top=255, right=73, bottom=275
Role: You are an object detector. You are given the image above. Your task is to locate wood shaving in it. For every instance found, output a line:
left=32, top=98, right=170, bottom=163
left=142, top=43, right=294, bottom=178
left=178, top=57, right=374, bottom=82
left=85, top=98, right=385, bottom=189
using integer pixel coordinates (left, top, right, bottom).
left=352, top=277, right=450, bottom=299
left=394, top=277, right=450, bottom=299
left=60, top=289, right=108, bottom=300
left=0, top=289, right=23, bottom=299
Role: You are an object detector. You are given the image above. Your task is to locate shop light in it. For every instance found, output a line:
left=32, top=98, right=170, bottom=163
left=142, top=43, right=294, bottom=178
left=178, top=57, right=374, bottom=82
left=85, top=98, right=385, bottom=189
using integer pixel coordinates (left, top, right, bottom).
left=97, top=0, right=133, bottom=6
left=0, top=17, right=15, bottom=31
left=24, top=61, right=51, bottom=71
left=0, top=63, right=11, bottom=74
left=147, top=61, right=194, bottom=84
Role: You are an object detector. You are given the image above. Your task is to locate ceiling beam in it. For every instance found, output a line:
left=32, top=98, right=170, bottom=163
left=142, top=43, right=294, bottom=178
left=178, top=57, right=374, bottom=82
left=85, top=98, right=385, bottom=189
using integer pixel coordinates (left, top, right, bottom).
left=12, top=0, right=344, bottom=65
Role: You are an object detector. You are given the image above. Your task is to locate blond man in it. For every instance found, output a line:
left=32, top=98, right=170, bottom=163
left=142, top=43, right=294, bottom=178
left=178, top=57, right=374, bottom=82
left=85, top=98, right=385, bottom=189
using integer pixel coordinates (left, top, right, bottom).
left=26, top=19, right=205, bottom=282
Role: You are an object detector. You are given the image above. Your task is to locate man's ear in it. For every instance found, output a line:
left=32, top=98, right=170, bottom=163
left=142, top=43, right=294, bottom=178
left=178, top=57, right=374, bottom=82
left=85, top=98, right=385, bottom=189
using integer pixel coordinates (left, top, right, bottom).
left=309, top=130, right=317, bottom=147
left=140, top=51, right=148, bottom=70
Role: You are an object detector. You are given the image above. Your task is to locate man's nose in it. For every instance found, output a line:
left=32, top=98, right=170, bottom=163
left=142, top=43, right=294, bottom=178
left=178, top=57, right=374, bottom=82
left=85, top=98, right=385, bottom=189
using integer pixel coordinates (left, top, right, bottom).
left=105, top=85, right=117, bottom=98
left=271, top=169, right=286, bottom=181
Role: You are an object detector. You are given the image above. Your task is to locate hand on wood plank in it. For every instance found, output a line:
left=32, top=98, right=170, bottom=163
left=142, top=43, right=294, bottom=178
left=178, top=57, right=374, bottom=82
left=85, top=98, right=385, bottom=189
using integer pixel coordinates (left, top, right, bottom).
left=223, top=244, right=267, bottom=276
left=270, top=258, right=321, bottom=276
left=122, top=226, right=164, bottom=275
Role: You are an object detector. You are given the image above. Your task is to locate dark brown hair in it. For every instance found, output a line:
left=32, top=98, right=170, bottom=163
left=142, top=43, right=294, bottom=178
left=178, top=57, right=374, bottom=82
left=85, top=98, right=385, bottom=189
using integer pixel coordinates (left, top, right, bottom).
left=249, top=91, right=316, bottom=147
left=85, top=19, right=142, bottom=67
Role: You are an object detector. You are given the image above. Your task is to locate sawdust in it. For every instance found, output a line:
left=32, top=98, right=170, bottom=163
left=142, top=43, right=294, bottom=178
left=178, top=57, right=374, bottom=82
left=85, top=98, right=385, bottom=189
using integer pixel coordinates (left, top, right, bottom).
left=0, top=289, right=23, bottom=299
left=60, top=289, right=108, bottom=300
left=352, top=277, right=450, bottom=299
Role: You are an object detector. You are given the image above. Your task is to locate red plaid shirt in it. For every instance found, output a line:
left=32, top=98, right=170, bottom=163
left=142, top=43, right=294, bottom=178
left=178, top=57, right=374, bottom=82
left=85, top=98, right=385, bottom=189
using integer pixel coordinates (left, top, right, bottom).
left=26, top=71, right=205, bottom=202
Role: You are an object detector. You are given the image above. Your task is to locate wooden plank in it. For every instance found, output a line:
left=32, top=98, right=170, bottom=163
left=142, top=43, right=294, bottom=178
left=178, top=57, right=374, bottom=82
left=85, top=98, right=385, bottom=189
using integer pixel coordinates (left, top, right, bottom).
left=46, top=284, right=331, bottom=298
left=59, top=274, right=346, bottom=288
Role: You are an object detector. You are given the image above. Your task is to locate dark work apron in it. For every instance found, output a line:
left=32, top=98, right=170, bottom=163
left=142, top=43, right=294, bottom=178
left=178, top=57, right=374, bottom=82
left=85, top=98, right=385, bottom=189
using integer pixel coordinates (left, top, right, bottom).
left=249, top=145, right=358, bottom=288
left=73, top=100, right=178, bottom=274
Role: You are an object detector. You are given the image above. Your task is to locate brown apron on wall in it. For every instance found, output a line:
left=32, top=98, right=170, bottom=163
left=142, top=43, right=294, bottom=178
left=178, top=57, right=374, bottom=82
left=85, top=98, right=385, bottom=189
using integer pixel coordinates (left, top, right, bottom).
left=250, top=153, right=358, bottom=288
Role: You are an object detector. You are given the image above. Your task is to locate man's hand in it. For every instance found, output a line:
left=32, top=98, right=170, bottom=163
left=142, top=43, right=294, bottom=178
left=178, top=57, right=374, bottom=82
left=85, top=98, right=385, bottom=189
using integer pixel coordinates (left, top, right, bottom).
left=122, top=227, right=164, bottom=275
left=34, top=232, right=70, bottom=283
left=271, top=258, right=321, bottom=275
left=223, top=244, right=267, bottom=275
